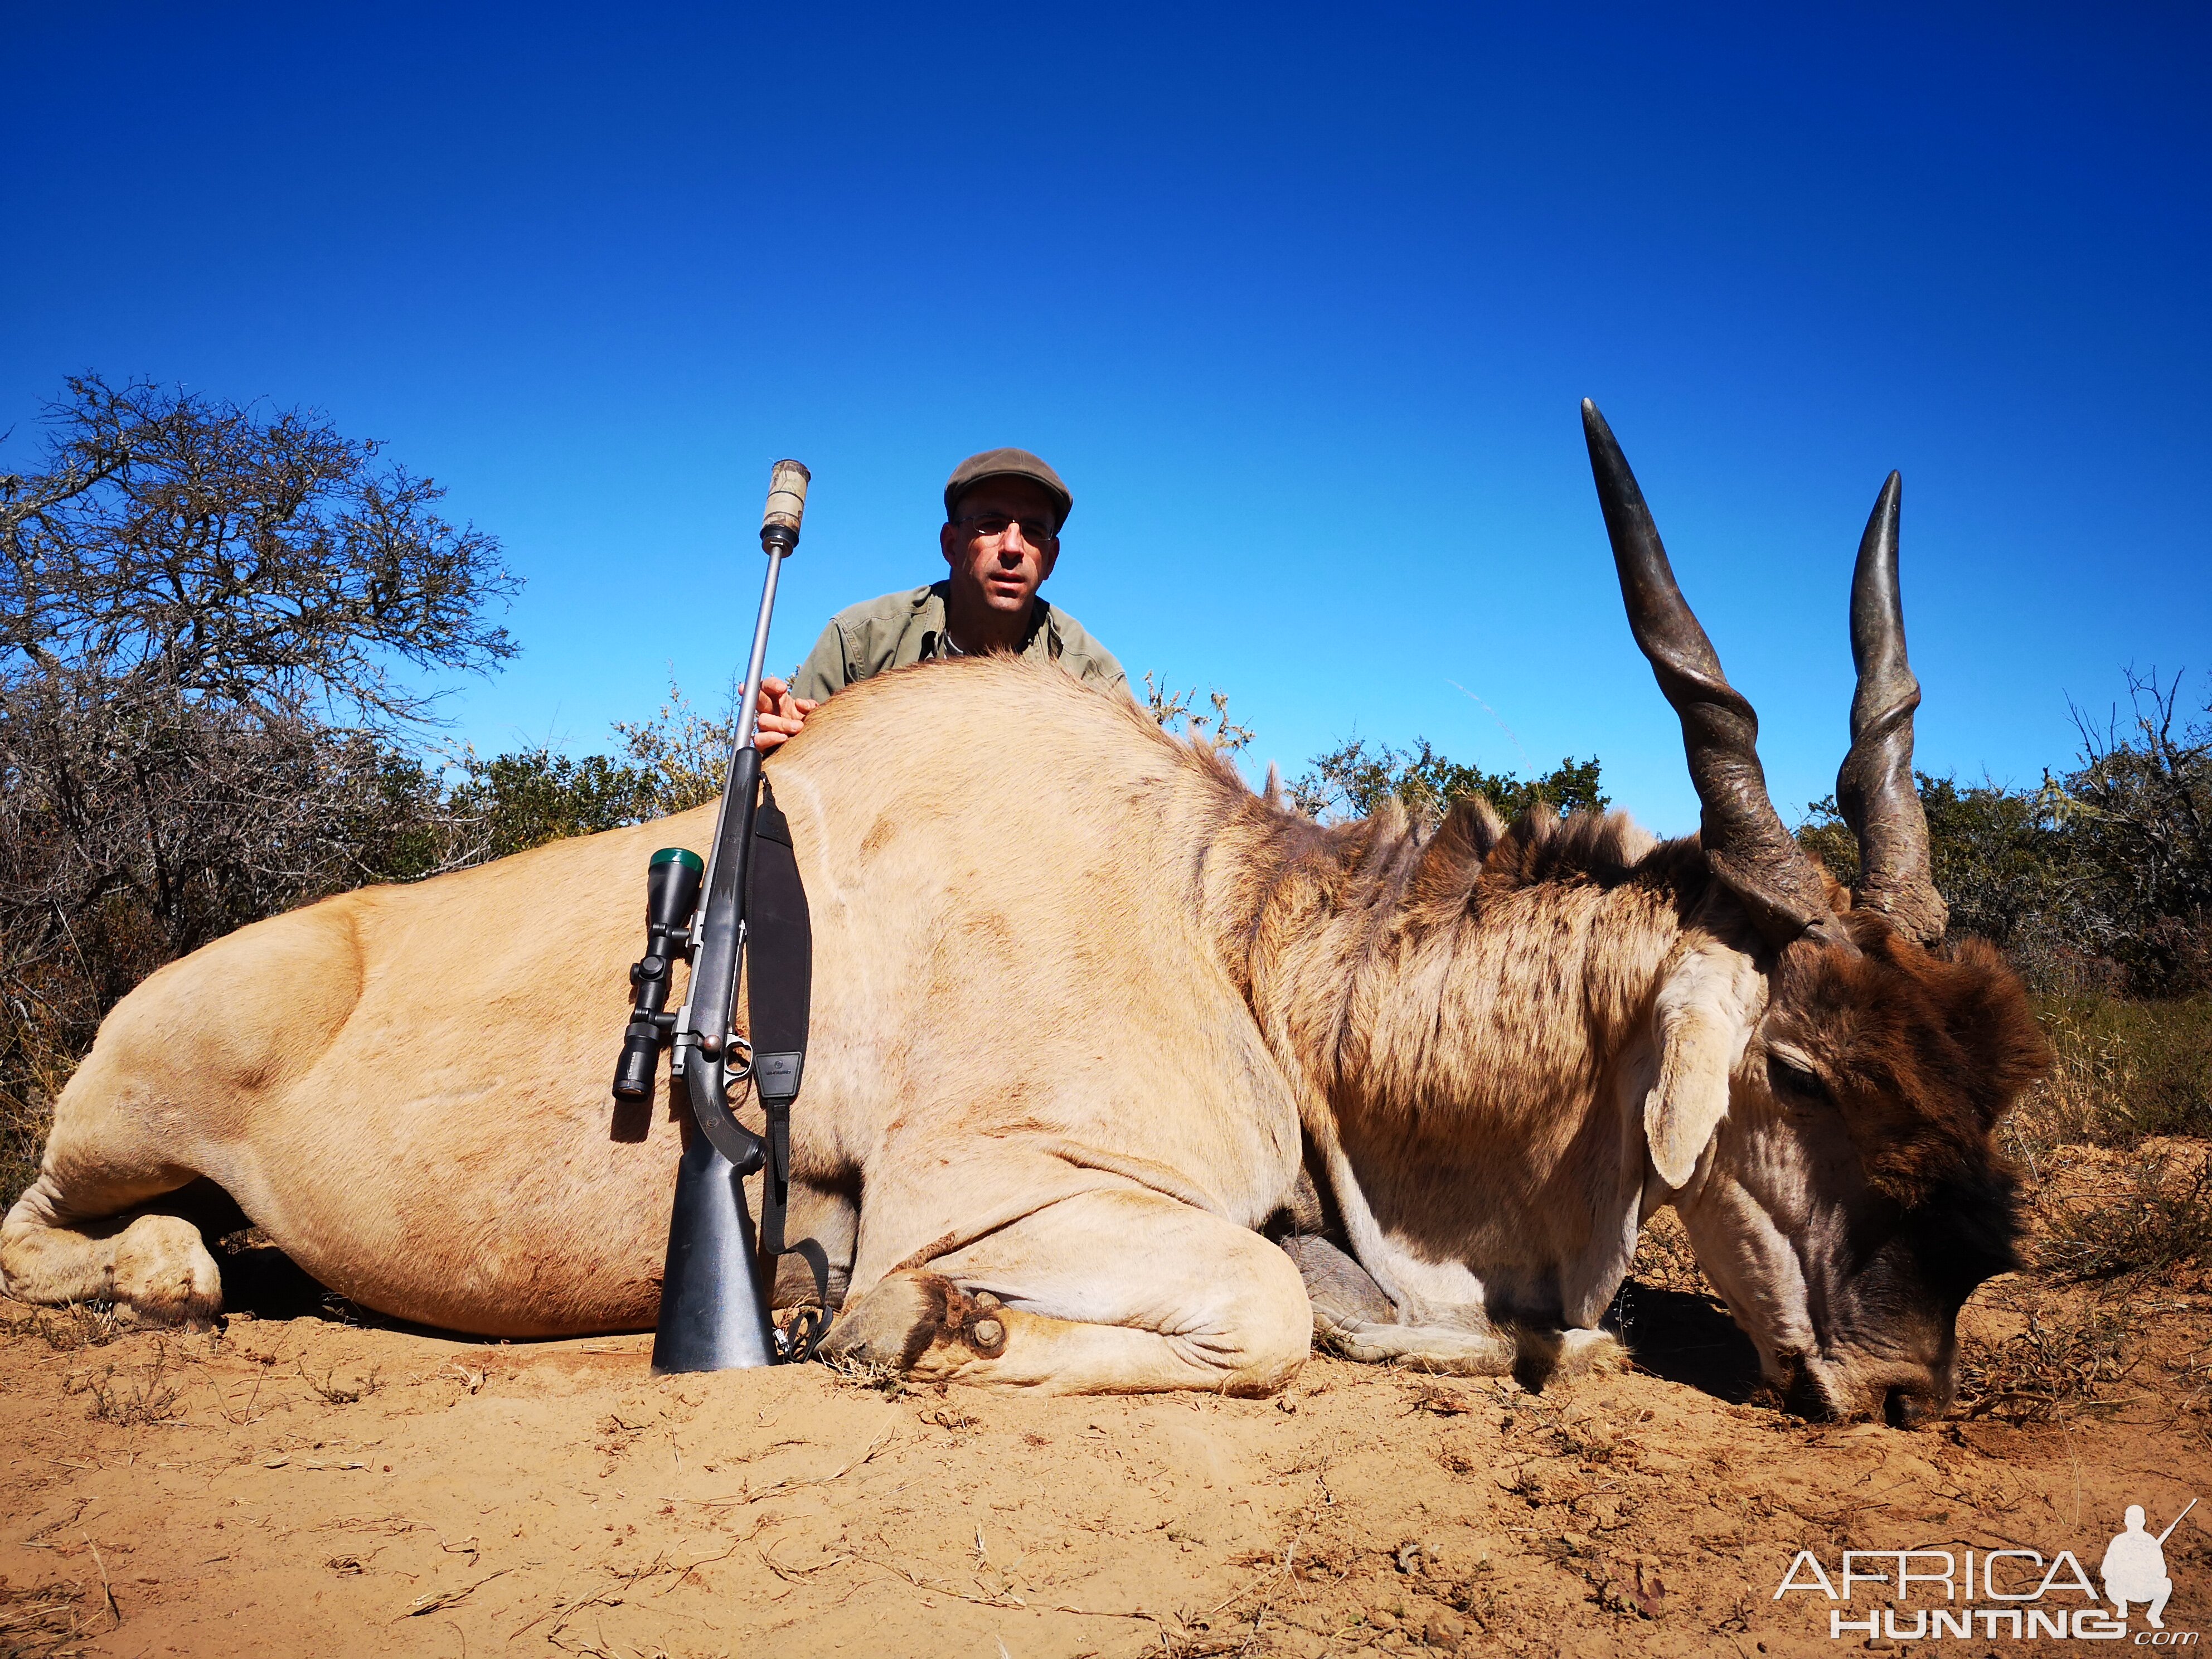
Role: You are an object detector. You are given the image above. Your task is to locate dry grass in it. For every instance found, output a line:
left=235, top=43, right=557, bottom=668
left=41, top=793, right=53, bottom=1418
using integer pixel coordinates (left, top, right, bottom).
left=2, top=1079, right=59, bottom=1225
left=819, top=1351, right=911, bottom=1396
left=2040, top=1143, right=2212, bottom=1283
left=2172, top=1338, right=2212, bottom=1424
left=297, top=1358, right=382, bottom=1404
left=6, top=1301, right=123, bottom=1352
left=1956, top=1289, right=2141, bottom=1425
left=65, top=1342, right=183, bottom=1427
left=0, top=1580, right=95, bottom=1659
left=2009, top=995, right=2212, bottom=1158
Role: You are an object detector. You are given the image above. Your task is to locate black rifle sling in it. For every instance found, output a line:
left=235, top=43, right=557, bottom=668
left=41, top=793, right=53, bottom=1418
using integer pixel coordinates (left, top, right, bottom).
left=744, top=782, right=811, bottom=1257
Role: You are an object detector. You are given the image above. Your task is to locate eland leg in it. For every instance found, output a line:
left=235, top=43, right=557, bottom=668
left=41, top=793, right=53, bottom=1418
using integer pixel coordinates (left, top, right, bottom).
left=2, top=1007, right=221, bottom=1325
left=2, top=902, right=364, bottom=1326
left=1277, top=1231, right=1623, bottom=1382
left=1, top=1058, right=223, bottom=1325
left=1279, top=1232, right=1517, bottom=1374
left=1, top=1030, right=224, bottom=1326
left=822, top=1187, right=1311, bottom=1395
left=1, top=1180, right=220, bottom=1326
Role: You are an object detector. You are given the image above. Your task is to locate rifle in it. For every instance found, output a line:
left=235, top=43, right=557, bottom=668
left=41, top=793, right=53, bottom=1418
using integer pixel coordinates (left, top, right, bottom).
left=2156, top=1498, right=2198, bottom=1546
left=610, top=459, right=814, bottom=1373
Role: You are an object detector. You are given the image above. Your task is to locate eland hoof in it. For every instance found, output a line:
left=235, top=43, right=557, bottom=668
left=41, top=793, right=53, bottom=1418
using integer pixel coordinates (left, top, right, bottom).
left=819, top=1271, right=1010, bottom=1374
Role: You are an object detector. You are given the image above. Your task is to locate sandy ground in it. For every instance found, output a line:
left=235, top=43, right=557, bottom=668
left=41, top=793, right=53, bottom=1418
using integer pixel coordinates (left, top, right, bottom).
left=5, top=1211, right=2211, bottom=1659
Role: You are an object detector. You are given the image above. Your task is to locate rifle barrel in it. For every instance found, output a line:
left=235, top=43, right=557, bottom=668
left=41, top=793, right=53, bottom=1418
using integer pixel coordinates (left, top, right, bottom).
left=2155, top=1496, right=2198, bottom=1545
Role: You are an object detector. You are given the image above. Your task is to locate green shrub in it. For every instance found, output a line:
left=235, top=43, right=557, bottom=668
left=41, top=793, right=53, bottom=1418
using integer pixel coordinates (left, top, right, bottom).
left=1800, top=672, right=2210, bottom=997
left=1289, top=736, right=1607, bottom=827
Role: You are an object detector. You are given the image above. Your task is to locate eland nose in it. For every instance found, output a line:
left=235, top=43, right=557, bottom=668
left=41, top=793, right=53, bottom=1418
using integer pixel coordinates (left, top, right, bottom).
left=1883, top=1378, right=1948, bottom=1429
left=1778, top=1354, right=1834, bottom=1420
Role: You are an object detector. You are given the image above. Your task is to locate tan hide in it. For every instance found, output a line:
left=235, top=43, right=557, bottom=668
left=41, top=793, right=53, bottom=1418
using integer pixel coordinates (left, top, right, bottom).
left=4, top=659, right=1315, bottom=1392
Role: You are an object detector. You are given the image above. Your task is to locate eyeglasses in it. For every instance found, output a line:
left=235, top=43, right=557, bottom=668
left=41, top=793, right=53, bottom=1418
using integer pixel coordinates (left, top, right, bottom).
left=957, top=515, right=1058, bottom=547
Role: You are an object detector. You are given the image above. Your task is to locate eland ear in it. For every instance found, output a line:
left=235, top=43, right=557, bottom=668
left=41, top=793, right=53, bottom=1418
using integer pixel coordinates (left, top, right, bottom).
left=1646, top=944, right=1760, bottom=1189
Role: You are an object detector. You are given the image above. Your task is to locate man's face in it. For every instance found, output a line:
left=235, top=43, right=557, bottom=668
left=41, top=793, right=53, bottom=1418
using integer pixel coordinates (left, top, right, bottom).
left=940, top=477, right=1061, bottom=618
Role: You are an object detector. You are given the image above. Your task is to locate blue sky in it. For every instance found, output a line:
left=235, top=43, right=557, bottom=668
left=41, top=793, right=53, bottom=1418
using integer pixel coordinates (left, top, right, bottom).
left=7, top=4, right=2207, bottom=832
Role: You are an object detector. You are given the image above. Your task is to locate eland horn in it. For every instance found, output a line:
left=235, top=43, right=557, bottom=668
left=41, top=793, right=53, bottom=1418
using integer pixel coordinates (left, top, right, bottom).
left=1580, top=399, right=1844, bottom=949
left=1835, top=473, right=1948, bottom=945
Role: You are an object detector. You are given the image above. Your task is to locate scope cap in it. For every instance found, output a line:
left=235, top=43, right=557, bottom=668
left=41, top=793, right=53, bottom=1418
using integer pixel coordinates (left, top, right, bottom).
left=650, top=847, right=705, bottom=873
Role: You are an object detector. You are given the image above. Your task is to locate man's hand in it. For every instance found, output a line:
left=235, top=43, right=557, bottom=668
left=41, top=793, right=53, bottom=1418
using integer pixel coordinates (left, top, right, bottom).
left=753, top=676, right=817, bottom=753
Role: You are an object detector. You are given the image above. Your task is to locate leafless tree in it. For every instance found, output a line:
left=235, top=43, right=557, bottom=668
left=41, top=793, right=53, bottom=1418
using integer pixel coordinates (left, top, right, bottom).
left=3, top=373, right=516, bottom=726
left=2, top=376, right=520, bottom=1179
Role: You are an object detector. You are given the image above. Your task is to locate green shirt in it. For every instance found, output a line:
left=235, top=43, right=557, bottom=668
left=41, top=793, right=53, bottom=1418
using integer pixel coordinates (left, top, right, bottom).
left=790, top=581, right=1130, bottom=705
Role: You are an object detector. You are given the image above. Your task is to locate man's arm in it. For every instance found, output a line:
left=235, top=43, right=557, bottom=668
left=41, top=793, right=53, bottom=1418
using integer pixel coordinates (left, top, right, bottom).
left=1052, top=615, right=1131, bottom=701
left=1084, top=649, right=1131, bottom=701
left=789, top=618, right=852, bottom=706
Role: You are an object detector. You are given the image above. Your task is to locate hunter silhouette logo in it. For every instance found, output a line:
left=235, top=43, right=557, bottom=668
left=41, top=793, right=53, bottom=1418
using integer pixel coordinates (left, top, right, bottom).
left=2106, top=1500, right=2195, bottom=1629
left=1774, top=1498, right=2200, bottom=1642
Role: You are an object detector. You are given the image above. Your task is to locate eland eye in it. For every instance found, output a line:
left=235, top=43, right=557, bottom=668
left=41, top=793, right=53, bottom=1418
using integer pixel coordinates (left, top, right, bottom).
left=1767, top=1053, right=1830, bottom=1107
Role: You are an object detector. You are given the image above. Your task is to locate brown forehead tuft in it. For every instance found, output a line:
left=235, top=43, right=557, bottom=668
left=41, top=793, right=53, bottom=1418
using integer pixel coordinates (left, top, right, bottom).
left=1780, top=913, right=2051, bottom=1203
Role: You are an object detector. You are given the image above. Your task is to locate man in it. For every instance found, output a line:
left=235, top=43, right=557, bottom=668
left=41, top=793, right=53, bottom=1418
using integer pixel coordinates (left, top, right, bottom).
left=2102, top=1505, right=2176, bottom=1629
left=751, top=448, right=1127, bottom=751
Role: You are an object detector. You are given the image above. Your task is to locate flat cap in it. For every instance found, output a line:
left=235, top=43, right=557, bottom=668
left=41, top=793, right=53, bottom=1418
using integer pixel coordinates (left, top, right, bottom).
left=944, top=448, right=1073, bottom=528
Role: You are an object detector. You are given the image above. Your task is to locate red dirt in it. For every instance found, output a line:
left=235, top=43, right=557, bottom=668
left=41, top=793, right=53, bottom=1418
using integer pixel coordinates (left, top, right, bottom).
left=4, top=1223, right=2209, bottom=1657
